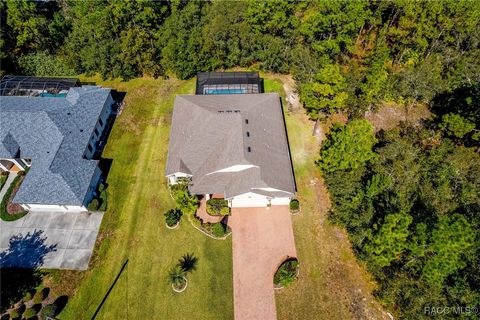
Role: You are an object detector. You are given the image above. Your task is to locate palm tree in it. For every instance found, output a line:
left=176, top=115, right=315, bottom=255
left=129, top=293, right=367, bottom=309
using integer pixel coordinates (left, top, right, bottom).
left=169, top=265, right=187, bottom=291
left=178, top=253, right=198, bottom=273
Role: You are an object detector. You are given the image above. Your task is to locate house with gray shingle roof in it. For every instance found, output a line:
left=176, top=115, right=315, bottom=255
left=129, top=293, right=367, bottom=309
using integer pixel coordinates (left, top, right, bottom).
left=166, top=79, right=296, bottom=208
left=0, top=85, right=114, bottom=212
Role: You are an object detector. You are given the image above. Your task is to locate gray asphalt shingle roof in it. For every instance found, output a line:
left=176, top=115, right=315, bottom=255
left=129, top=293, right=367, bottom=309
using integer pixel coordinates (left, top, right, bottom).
left=0, top=86, right=111, bottom=206
left=166, top=93, right=296, bottom=198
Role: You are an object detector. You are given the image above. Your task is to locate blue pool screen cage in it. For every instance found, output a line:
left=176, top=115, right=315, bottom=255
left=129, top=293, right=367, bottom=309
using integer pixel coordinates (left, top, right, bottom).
left=0, top=75, right=80, bottom=97
left=196, top=72, right=263, bottom=95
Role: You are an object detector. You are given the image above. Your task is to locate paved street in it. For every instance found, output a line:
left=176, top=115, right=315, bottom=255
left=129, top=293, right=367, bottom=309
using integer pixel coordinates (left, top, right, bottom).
left=0, top=211, right=103, bottom=270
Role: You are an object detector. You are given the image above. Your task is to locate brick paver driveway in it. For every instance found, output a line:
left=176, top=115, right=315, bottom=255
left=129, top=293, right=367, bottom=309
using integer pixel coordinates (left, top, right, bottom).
left=228, top=206, right=297, bottom=320
left=0, top=211, right=103, bottom=270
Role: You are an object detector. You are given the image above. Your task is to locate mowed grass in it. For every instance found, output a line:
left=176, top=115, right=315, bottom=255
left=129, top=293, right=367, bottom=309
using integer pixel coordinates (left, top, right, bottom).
left=263, top=75, right=387, bottom=320
left=51, top=76, right=233, bottom=320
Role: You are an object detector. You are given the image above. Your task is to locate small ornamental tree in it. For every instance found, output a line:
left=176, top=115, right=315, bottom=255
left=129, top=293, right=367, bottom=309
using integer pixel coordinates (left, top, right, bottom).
left=318, top=119, right=377, bottom=173
left=41, top=304, right=57, bottom=319
left=169, top=265, right=187, bottom=291
left=164, top=208, right=182, bottom=227
left=22, top=308, right=37, bottom=319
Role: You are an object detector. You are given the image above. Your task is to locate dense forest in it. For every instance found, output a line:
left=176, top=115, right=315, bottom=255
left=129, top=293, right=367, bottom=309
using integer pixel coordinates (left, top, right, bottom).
left=1, top=0, right=479, bottom=319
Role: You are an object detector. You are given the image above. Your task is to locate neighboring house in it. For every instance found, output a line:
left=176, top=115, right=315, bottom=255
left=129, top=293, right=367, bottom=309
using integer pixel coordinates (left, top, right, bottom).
left=166, top=72, right=296, bottom=208
left=0, top=76, right=114, bottom=212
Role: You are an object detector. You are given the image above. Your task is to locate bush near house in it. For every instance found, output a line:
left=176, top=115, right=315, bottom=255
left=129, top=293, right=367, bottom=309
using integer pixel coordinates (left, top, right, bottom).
left=40, top=304, right=57, bottom=319
left=206, top=199, right=230, bottom=216
left=0, top=174, right=28, bottom=221
left=171, top=183, right=198, bottom=215
left=289, top=199, right=300, bottom=212
left=164, top=208, right=183, bottom=227
left=22, top=307, right=37, bottom=319
left=274, top=259, right=299, bottom=287
left=87, top=183, right=108, bottom=211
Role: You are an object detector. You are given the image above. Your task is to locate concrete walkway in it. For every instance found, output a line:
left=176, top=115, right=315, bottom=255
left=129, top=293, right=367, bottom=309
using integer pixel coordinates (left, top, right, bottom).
left=228, top=206, right=297, bottom=320
left=0, top=211, right=103, bottom=270
left=0, top=172, right=17, bottom=202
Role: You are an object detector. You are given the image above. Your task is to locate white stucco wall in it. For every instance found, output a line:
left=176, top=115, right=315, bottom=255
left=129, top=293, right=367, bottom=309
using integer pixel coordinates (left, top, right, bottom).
left=21, top=204, right=86, bottom=212
left=270, top=197, right=291, bottom=205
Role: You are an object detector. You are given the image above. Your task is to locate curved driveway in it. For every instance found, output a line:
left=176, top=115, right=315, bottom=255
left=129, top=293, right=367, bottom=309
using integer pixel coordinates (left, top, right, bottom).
left=228, top=206, right=297, bottom=320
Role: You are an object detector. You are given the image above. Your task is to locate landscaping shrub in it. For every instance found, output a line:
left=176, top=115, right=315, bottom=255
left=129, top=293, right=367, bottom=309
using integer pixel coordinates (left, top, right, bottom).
left=40, top=304, right=57, bottom=319
left=22, top=291, right=33, bottom=302
left=9, top=309, right=20, bottom=319
left=32, top=288, right=48, bottom=304
left=211, top=223, right=226, bottom=238
left=274, top=259, right=299, bottom=287
left=22, top=307, right=37, bottom=319
left=164, top=208, right=182, bottom=227
left=290, top=199, right=300, bottom=212
left=1, top=175, right=28, bottom=221
left=168, top=265, right=187, bottom=291
left=171, top=184, right=198, bottom=214
left=98, top=189, right=107, bottom=211
left=87, top=199, right=99, bottom=211
left=206, top=199, right=230, bottom=216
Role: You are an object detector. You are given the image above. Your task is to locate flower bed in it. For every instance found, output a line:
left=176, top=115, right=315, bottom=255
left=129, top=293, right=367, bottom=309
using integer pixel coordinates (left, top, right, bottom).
left=1, top=173, right=28, bottom=221
left=206, top=199, right=230, bottom=216
left=188, top=214, right=231, bottom=239
left=274, top=258, right=299, bottom=288
left=165, top=208, right=182, bottom=229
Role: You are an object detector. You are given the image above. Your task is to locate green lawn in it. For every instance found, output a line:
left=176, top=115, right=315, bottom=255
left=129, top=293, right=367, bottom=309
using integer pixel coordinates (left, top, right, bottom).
left=48, top=74, right=385, bottom=320
left=51, top=77, right=233, bottom=319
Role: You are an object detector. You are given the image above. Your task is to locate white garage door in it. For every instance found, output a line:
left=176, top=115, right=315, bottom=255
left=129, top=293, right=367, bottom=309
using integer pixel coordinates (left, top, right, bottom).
left=231, top=192, right=269, bottom=208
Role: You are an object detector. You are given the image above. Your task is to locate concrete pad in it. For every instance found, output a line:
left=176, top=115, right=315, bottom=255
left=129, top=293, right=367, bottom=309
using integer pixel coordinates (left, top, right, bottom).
left=21, top=212, right=54, bottom=228
left=42, top=249, right=64, bottom=269
left=47, top=213, right=77, bottom=230
left=42, top=229, right=72, bottom=249
left=0, top=211, right=103, bottom=270
left=67, top=230, right=98, bottom=249
left=73, top=212, right=103, bottom=230
left=60, top=249, right=92, bottom=270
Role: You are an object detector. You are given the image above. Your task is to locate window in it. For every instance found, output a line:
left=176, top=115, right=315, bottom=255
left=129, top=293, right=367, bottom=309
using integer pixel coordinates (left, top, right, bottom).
left=246, top=131, right=250, bottom=137
left=99, top=118, right=104, bottom=127
left=88, top=144, right=93, bottom=152
left=247, top=147, right=251, bottom=152
left=245, top=119, right=249, bottom=124
left=94, top=128, right=99, bottom=137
